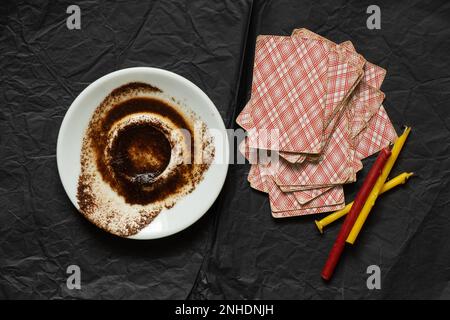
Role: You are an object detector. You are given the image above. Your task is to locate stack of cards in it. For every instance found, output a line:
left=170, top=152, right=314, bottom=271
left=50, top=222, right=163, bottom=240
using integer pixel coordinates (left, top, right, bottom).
left=237, top=29, right=397, bottom=218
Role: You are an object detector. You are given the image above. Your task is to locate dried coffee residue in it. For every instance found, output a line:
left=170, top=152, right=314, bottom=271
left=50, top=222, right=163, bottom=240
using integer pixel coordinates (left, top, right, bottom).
left=77, top=82, right=215, bottom=237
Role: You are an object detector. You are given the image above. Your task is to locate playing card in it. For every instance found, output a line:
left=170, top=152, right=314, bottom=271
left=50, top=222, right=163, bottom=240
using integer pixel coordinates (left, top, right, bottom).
left=293, top=187, right=332, bottom=203
left=248, top=161, right=343, bottom=207
left=346, top=81, right=385, bottom=140
left=291, top=28, right=365, bottom=146
left=245, top=35, right=330, bottom=154
left=340, top=40, right=386, bottom=138
left=294, top=186, right=342, bottom=205
left=278, top=151, right=307, bottom=164
left=273, top=103, right=354, bottom=188
left=267, top=176, right=344, bottom=214
left=340, top=41, right=386, bottom=90
left=248, top=162, right=345, bottom=216
left=354, top=104, right=398, bottom=160
left=272, top=203, right=345, bottom=218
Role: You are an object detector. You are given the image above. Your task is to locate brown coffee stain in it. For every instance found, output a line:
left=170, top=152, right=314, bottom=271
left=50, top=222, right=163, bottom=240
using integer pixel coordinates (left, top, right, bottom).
left=110, top=123, right=172, bottom=184
left=76, top=82, right=214, bottom=237
left=89, top=95, right=197, bottom=205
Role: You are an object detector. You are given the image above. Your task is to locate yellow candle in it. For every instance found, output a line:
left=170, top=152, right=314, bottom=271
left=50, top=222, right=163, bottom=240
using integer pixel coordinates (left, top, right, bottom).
left=346, top=126, right=411, bottom=244
left=314, top=172, right=414, bottom=234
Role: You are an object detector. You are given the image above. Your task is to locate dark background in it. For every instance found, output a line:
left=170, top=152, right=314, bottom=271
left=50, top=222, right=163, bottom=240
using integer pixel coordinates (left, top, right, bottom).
left=1, top=0, right=449, bottom=299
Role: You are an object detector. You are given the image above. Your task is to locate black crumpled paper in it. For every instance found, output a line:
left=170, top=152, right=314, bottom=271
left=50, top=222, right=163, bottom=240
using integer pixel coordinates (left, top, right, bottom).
left=1, top=0, right=450, bottom=299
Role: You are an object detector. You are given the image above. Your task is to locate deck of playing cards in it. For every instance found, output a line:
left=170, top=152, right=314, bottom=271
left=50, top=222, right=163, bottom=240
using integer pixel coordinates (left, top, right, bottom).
left=237, top=29, right=397, bottom=218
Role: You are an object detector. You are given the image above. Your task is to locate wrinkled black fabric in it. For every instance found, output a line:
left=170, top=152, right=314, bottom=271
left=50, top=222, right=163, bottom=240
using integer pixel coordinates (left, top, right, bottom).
left=1, top=0, right=450, bottom=299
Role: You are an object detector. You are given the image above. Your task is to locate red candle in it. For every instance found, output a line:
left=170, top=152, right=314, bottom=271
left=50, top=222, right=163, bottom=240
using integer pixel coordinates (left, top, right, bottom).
left=321, top=146, right=391, bottom=281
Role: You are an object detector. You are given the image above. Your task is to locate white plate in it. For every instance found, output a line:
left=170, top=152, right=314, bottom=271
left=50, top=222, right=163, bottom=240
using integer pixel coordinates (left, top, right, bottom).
left=57, top=67, right=229, bottom=239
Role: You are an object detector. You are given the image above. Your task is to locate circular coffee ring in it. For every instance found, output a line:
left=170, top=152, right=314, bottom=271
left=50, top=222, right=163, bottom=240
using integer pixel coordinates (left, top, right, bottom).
left=104, top=113, right=186, bottom=188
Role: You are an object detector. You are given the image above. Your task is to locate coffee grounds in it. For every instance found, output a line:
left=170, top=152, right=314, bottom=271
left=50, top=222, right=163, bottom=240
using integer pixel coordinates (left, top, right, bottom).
left=110, top=123, right=171, bottom=182
left=77, top=82, right=214, bottom=237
